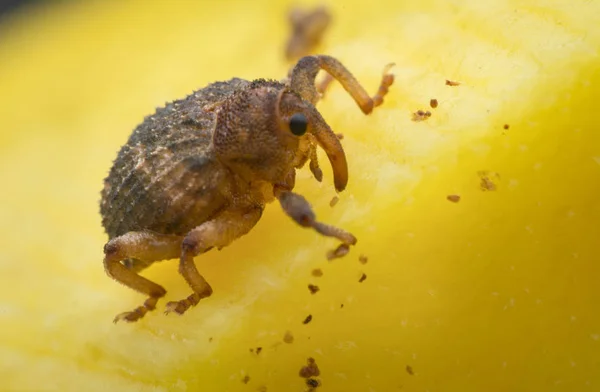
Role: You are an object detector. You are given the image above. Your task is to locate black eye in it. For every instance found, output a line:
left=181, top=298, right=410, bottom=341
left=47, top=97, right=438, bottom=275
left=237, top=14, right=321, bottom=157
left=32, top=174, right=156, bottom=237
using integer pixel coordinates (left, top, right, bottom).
left=289, top=113, right=308, bottom=136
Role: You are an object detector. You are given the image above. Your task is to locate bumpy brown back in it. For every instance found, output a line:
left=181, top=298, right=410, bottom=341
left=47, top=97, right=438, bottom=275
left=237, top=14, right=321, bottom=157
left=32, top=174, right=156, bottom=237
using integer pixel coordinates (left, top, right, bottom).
left=100, top=78, right=250, bottom=238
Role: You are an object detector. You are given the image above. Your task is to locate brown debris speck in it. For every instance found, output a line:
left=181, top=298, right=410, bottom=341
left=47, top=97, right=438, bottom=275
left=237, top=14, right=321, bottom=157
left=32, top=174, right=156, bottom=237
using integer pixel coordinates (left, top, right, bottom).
left=283, top=330, right=294, bottom=344
left=359, top=273, right=367, bottom=283
left=336, top=133, right=344, bottom=140
left=503, top=124, right=510, bottom=130
left=311, top=268, right=323, bottom=277
left=445, top=79, right=461, bottom=86
left=299, top=357, right=321, bottom=378
left=478, top=171, right=499, bottom=191
left=446, top=194, right=461, bottom=203
left=329, top=196, right=339, bottom=207
left=481, top=177, right=496, bottom=191
left=306, top=378, right=321, bottom=389
left=242, top=375, right=251, bottom=384
left=249, top=346, right=263, bottom=355
left=327, top=243, right=350, bottom=260
left=411, top=110, right=432, bottom=122
left=308, top=284, right=320, bottom=294
left=303, top=314, right=313, bottom=324
left=429, top=99, right=438, bottom=108
left=406, top=365, right=414, bottom=375
left=359, top=254, right=368, bottom=264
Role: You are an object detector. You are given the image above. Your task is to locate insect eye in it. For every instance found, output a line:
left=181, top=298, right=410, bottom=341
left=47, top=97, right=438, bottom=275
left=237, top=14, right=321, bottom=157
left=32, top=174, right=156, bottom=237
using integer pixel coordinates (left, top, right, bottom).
left=289, top=113, right=308, bottom=136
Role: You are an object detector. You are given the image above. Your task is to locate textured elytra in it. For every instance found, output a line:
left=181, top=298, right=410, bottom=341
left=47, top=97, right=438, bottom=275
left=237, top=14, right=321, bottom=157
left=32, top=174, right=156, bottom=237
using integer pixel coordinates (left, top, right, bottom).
left=100, top=77, right=271, bottom=239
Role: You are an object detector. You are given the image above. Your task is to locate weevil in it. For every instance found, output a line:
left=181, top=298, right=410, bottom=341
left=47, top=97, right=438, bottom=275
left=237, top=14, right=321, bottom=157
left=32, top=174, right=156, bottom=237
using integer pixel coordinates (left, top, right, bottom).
left=100, top=55, right=394, bottom=322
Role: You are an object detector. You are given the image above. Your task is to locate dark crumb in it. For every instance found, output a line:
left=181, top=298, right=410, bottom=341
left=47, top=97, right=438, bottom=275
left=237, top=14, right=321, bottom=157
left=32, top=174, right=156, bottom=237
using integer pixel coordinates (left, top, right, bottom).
left=311, top=268, right=323, bottom=277
left=208, top=337, right=213, bottom=342
left=336, top=133, right=344, bottom=140
left=283, top=330, right=294, bottom=344
left=249, top=347, right=263, bottom=355
left=303, top=314, right=313, bottom=324
left=406, top=365, right=414, bottom=375
left=359, top=254, right=368, bottom=264
left=326, top=243, right=350, bottom=260
left=429, top=99, right=438, bottom=108
left=340, top=303, right=344, bottom=308
left=446, top=194, right=461, bottom=203
left=358, top=273, right=367, bottom=283
left=411, top=110, right=432, bottom=122
left=306, top=378, right=321, bottom=389
left=242, top=375, right=251, bottom=384
left=445, top=79, right=460, bottom=86
left=308, top=284, right=320, bottom=294
left=299, top=357, right=321, bottom=378
left=329, top=196, right=339, bottom=207
left=503, top=124, right=510, bottom=130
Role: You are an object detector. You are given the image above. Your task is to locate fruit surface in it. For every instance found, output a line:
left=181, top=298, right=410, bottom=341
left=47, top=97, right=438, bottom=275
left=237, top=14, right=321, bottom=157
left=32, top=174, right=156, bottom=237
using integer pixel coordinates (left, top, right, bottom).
left=0, top=0, right=599, bottom=391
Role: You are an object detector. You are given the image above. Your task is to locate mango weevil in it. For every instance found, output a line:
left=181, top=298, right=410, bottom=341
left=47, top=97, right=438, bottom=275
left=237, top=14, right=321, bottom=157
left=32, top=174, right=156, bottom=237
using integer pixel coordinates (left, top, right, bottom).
left=100, top=55, right=394, bottom=322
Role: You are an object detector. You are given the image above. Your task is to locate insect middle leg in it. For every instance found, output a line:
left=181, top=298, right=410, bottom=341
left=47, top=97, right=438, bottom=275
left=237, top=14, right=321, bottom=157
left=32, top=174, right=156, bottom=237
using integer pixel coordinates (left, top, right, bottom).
left=103, top=231, right=183, bottom=323
left=164, top=208, right=263, bottom=316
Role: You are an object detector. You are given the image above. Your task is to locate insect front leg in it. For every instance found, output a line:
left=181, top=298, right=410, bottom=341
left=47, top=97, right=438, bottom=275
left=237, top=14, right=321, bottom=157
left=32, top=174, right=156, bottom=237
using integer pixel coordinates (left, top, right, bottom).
left=275, top=189, right=356, bottom=245
left=103, top=231, right=183, bottom=323
left=289, top=55, right=394, bottom=114
left=164, top=208, right=263, bottom=316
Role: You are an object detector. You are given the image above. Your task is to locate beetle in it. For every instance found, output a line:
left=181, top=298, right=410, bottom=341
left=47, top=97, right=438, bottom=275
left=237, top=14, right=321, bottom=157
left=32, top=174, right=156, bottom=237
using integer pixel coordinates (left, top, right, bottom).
left=100, top=55, right=394, bottom=322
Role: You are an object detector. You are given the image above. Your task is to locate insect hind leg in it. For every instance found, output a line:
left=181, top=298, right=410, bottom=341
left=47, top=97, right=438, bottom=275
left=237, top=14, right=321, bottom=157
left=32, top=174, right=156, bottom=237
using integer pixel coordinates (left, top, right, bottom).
left=103, top=231, right=182, bottom=323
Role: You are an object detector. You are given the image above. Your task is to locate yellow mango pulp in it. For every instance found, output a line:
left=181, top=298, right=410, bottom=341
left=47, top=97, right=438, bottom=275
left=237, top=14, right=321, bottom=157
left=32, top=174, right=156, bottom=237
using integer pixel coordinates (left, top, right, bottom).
left=0, top=0, right=599, bottom=391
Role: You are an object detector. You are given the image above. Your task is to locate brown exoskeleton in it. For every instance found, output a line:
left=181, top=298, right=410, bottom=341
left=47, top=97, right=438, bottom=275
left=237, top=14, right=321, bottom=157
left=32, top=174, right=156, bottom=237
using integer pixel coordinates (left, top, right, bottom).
left=100, top=55, right=394, bottom=322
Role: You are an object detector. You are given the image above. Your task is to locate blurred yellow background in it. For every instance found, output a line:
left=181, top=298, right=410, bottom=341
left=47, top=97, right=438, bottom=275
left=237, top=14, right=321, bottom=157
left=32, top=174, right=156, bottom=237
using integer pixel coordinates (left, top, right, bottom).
left=0, top=0, right=599, bottom=391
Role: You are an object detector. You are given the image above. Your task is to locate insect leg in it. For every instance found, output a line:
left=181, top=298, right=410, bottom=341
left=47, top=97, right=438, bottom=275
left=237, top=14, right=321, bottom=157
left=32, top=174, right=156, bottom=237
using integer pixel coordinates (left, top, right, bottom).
left=276, top=189, right=356, bottom=245
left=315, top=73, right=334, bottom=100
left=164, top=208, right=263, bottom=316
left=103, top=231, right=182, bottom=323
left=289, top=55, right=394, bottom=114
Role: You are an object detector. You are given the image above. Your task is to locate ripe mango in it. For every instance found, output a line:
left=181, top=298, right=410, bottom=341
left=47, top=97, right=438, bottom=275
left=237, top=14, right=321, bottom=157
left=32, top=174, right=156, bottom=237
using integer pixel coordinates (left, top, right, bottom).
left=0, top=0, right=599, bottom=391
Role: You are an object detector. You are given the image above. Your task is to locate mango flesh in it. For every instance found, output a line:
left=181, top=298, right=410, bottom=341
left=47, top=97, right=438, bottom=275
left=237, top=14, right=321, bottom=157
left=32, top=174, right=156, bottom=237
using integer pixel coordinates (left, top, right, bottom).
left=1, top=0, right=599, bottom=391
